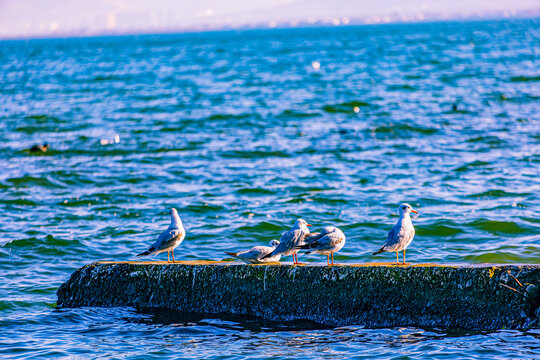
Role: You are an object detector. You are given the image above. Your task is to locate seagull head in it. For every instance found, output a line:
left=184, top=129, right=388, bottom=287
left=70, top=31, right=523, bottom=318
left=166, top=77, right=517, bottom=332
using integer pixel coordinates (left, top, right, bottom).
left=269, top=240, right=280, bottom=247
left=398, top=203, right=418, bottom=216
left=293, top=218, right=312, bottom=233
left=169, top=208, right=182, bottom=226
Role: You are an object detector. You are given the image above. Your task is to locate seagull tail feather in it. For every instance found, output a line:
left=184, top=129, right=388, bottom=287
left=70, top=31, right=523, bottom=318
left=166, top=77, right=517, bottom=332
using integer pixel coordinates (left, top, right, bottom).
left=295, top=243, right=310, bottom=250
left=224, top=252, right=238, bottom=257
left=137, top=247, right=154, bottom=257
left=372, top=248, right=384, bottom=255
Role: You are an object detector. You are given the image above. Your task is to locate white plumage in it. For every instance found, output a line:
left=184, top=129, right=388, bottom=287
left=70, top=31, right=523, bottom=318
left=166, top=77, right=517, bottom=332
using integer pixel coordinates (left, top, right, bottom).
left=373, top=203, right=418, bottom=264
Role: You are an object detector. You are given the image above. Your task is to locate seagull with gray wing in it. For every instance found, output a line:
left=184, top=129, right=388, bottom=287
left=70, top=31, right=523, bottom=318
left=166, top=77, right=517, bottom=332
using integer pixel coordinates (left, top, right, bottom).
left=137, top=208, right=185, bottom=263
left=373, top=203, right=418, bottom=264
left=296, top=226, right=346, bottom=265
left=261, top=218, right=311, bottom=264
left=225, top=240, right=281, bottom=264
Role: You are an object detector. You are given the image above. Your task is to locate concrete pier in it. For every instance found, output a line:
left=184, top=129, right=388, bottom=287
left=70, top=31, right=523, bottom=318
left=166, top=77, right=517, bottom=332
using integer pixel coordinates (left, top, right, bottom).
left=57, top=261, right=540, bottom=330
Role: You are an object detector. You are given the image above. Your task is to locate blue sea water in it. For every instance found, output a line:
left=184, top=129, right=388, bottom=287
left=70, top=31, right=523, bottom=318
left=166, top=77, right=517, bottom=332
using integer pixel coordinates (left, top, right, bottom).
left=0, top=18, right=539, bottom=359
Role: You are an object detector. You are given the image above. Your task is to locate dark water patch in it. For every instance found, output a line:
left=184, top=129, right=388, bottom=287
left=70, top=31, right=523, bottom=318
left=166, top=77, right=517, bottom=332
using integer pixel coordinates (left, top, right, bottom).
left=463, top=252, right=538, bottom=264
left=416, top=224, right=465, bottom=236
left=183, top=203, right=226, bottom=214
left=387, top=84, right=416, bottom=91
left=276, top=110, right=321, bottom=119
left=309, top=195, right=349, bottom=205
left=509, top=75, right=540, bottom=82
left=220, top=149, right=292, bottom=159
left=453, top=160, right=491, bottom=172
left=6, top=176, right=64, bottom=189
left=236, top=187, right=277, bottom=196
left=235, top=221, right=285, bottom=233
left=3, top=235, right=81, bottom=254
left=467, top=189, right=531, bottom=199
left=469, top=219, right=534, bottom=235
left=136, top=308, right=332, bottom=331
left=0, top=198, right=38, bottom=207
left=466, top=136, right=506, bottom=146
left=368, top=123, right=438, bottom=136
left=23, top=114, right=64, bottom=123
left=0, top=300, right=38, bottom=312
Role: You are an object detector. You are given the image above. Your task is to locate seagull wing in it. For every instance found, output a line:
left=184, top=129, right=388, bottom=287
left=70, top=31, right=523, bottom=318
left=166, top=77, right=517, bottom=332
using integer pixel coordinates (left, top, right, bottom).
left=304, top=232, right=323, bottom=244
left=152, top=228, right=184, bottom=251
left=265, top=229, right=305, bottom=257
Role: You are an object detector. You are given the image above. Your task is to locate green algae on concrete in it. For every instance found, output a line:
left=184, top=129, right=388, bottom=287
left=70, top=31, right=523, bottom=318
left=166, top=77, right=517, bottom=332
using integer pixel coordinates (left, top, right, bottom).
left=57, top=261, right=540, bottom=330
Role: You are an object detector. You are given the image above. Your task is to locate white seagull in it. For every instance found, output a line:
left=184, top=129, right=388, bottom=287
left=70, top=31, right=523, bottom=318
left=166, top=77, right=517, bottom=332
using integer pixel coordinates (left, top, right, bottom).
left=261, top=218, right=311, bottom=264
left=296, top=226, right=346, bottom=265
left=137, top=208, right=185, bottom=263
left=373, top=203, right=418, bottom=264
left=225, top=240, right=281, bottom=264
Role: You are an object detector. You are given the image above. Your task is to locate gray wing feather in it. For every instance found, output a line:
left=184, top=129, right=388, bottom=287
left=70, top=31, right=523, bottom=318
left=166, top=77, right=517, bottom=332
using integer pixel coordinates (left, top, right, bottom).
left=273, top=229, right=306, bottom=256
left=312, top=232, right=341, bottom=251
left=382, top=224, right=410, bottom=252
left=304, top=232, right=323, bottom=244
left=152, top=228, right=183, bottom=251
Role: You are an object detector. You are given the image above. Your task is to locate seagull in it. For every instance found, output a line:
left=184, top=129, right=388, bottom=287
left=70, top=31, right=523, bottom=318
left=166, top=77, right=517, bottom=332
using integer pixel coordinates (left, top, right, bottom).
left=137, top=208, right=185, bottom=263
left=296, top=226, right=346, bottom=265
left=225, top=240, right=281, bottom=264
left=261, top=218, right=311, bottom=264
left=373, top=203, right=418, bottom=264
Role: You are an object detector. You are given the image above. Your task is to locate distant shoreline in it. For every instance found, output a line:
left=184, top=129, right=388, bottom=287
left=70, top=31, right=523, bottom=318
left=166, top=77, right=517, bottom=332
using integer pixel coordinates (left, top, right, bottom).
left=1, top=12, right=539, bottom=42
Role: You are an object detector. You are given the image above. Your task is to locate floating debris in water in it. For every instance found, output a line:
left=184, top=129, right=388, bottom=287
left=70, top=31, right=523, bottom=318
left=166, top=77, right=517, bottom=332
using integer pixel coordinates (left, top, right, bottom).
left=353, top=106, right=360, bottom=113
left=29, top=143, right=49, bottom=153
left=311, top=61, right=321, bottom=70
left=100, top=134, right=120, bottom=145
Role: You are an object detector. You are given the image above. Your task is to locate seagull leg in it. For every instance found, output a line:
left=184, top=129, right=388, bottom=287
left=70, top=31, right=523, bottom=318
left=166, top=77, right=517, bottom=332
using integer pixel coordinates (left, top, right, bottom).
left=396, top=251, right=399, bottom=264
left=172, top=249, right=175, bottom=263
left=327, top=254, right=330, bottom=265
left=403, top=250, right=406, bottom=265
left=167, top=251, right=170, bottom=263
left=331, top=253, right=334, bottom=265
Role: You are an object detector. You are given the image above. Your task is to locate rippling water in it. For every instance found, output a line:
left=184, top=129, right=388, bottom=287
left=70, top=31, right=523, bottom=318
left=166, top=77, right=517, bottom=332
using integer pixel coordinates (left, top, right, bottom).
left=1, top=19, right=539, bottom=358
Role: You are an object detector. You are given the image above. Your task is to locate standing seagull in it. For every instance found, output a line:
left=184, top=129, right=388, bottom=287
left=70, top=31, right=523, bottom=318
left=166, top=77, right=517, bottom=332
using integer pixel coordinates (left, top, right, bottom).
left=137, top=208, right=185, bottom=263
left=296, top=226, right=346, bottom=265
left=373, top=203, right=418, bottom=264
left=225, top=240, right=281, bottom=264
left=261, top=218, right=311, bottom=264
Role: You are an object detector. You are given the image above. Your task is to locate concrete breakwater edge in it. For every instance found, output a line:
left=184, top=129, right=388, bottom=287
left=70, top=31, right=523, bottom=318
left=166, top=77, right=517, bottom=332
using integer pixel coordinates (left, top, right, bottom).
left=57, top=261, right=540, bottom=330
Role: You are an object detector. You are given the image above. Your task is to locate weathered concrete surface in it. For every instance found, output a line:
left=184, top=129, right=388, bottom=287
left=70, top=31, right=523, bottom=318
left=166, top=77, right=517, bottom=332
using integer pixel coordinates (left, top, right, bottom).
left=57, top=261, right=540, bottom=330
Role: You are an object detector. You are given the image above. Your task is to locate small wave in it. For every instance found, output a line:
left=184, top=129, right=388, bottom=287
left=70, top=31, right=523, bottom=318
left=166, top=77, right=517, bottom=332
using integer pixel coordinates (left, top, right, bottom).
left=235, top=221, right=283, bottom=233
left=416, top=224, right=464, bottom=236
left=276, top=110, right=320, bottom=119
left=3, top=235, right=82, bottom=255
left=368, top=123, right=438, bottom=135
left=6, top=176, right=64, bottom=189
left=469, top=219, right=535, bottom=235
left=465, top=136, right=505, bottom=146
left=386, top=84, right=416, bottom=91
left=453, top=160, right=491, bottom=172
left=466, top=189, right=531, bottom=198
left=220, top=149, right=291, bottom=159
left=236, top=188, right=276, bottom=196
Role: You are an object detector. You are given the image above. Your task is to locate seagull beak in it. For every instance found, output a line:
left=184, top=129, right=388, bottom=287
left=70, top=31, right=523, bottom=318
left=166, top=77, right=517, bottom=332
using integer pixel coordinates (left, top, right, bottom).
left=307, top=224, right=312, bottom=227
left=411, top=209, right=418, bottom=214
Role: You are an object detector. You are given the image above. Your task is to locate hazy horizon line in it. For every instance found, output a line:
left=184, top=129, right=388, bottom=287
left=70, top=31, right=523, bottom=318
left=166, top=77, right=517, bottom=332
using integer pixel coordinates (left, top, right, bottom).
left=1, top=10, right=538, bottom=42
